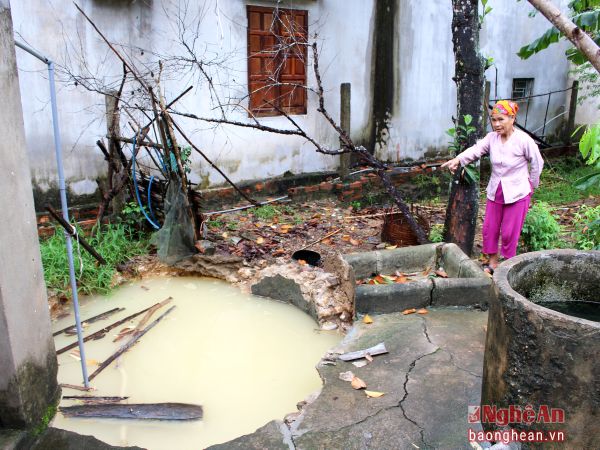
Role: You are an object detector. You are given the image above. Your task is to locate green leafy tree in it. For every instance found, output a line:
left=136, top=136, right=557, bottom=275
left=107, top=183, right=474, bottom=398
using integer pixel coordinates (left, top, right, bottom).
left=518, top=0, right=600, bottom=73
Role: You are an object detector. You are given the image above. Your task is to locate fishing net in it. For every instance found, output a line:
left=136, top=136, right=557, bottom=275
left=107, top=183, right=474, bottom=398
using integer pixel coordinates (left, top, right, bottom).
left=151, top=176, right=196, bottom=264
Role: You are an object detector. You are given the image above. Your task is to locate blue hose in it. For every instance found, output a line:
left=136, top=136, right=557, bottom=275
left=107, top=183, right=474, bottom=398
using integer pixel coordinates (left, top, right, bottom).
left=131, top=135, right=160, bottom=229
left=147, top=175, right=159, bottom=224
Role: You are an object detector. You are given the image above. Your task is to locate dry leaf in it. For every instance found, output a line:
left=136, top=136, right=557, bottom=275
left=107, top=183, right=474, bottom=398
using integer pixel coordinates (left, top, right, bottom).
left=322, top=238, right=333, bottom=245
left=298, top=259, right=307, bottom=266
left=87, top=359, right=99, bottom=366
left=365, top=353, right=374, bottom=362
left=352, top=360, right=368, bottom=368
left=341, top=235, right=351, bottom=242
left=363, top=314, right=373, bottom=324
left=351, top=376, right=367, bottom=390
left=280, top=224, right=293, bottom=233
left=365, top=390, right=385, bottom=398
left=385, top=245, right=397, bottom=250
left=272, top=248, right=285, bottom=256
left=256, top=237, right=265, bottom=244
left=222, top=232, right=229, bottom=239
left=417, top=308, right=428, bottom=314
left=350, top=238, right=360, bottom=246
left=402, top=308, right=417, bottom=315
left=339, top=371, right=355, bottom=382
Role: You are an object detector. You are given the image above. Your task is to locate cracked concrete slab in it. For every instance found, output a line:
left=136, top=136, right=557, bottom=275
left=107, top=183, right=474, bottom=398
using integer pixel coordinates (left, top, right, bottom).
left=208, top=308, right=488, bottom=450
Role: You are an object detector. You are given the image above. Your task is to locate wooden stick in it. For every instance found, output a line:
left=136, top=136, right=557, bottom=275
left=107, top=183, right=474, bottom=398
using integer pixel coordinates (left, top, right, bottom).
left=60, top=383, right=94, bottom=392
left=113, top=297, right=172, bottom=342
left=53, top=307, right=124, bottom=337
left=45, top=206, right=107, bottom=265
left=298, top=228, right=341, bottom=250
left=63, top=395, right=128, bottom=402
left=56, top=300, right=169, bottom=355
left=88, top=306, right=176, bottom=381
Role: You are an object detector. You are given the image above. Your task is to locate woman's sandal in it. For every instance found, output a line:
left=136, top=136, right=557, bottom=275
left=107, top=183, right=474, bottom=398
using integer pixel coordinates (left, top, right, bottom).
left=482, top=264, right=495, bottom=275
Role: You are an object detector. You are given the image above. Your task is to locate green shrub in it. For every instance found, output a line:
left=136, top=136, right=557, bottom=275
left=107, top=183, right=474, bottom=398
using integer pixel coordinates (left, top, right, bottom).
left=429, top=224, right=444, bottom=243
left=520, top=202, right=561, bottom=252
left=40, top=224, right=150, bottom=298
left=572, top=204, right=600, bottom=250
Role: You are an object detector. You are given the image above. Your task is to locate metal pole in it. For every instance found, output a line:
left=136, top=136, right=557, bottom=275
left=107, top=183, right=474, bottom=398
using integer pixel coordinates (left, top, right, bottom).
left=15, top=41, right=90, bottom=387
left=542, top=92, right=552, bottom=137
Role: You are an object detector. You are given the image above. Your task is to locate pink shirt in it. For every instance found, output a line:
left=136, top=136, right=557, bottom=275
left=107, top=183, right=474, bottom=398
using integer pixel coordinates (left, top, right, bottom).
left=457, top=129, right=544, bottom=204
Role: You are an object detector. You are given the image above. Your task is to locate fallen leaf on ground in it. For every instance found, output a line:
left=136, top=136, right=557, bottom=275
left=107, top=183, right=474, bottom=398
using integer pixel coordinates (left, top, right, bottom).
left=350, top=238, right=361, bottom=246
left=87, top=359, right=99, bottom=366
left=435, top=269, right=449, bottom=278
left=363, top=314, right=373, bottom=324
left=352, top=360, right=368, bottom=368
left=417, top=308, right=428, bottom=314
left=351, top=376, right=367, bottom=390
left=385, top=245, right=397, bottom=250
left=272, top=248, right=285, bottom=256
left=321, top=238, right=333, bottom=245
left=402, top=308, right=417, bottom=315
left=339, top=371, right=355, bottom=382
left=365, top=390, right=385, bottom=398
left=256, top=237, right=265, bottom=244
left=341, top=235, right=351, bottom=242
left=297, top=259, right=307, bottom=266
left=280, top=224, right=293, bottom=233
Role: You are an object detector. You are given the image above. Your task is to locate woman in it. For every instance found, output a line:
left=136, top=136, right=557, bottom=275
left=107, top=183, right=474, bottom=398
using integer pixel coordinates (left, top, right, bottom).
left=441, top=100, right=544, bottom=274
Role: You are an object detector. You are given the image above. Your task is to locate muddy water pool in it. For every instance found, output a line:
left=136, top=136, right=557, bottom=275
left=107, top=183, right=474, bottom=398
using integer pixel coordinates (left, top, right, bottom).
left=52, top=277, right=340, bottom=449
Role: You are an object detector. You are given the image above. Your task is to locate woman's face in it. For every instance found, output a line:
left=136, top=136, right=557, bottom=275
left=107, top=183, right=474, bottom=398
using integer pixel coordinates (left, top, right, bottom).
left=490, top=113, right=515, bottom=137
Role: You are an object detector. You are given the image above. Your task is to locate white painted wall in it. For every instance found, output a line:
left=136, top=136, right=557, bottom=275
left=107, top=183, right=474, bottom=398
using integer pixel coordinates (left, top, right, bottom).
left=10, top=0, right=586, bottom=199
left=11, top=0, right=374, bottom=196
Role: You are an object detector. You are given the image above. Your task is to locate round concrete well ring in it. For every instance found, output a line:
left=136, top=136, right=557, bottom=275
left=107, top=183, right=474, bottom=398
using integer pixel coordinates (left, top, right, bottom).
left=482, top=249, right=600, bottom=448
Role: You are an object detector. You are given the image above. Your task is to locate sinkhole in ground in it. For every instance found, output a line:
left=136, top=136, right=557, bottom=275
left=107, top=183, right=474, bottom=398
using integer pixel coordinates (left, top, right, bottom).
left=52, top=277, right=340, bottom=449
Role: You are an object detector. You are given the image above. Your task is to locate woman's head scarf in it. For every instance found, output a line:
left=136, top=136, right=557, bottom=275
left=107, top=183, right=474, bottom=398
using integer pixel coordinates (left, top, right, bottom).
left=492, top=100, right=519, bottom=116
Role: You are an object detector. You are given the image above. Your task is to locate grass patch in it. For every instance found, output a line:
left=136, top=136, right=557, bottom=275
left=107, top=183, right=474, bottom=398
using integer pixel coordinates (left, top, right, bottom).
left=40, top=224, right=150, bottom=298
left=253, top=204, right=295, bottom=221
left=534, top=157, right=600, bottom=205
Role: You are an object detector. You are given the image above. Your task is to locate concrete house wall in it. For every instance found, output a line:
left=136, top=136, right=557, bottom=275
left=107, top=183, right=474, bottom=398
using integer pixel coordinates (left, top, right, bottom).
left=9, top=0, right=581, bottom=204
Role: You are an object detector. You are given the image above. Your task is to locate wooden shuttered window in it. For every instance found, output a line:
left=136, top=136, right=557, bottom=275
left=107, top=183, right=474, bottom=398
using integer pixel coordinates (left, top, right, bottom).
left=247, top=5, right=308, bottom=117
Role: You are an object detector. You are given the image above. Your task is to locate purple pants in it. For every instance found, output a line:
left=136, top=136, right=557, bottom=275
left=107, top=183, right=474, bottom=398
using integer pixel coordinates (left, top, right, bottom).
left=482, top=182, right=531, bottom=259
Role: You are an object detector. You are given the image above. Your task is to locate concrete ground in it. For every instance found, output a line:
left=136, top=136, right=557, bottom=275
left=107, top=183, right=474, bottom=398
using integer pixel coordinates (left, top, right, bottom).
left=210, top=307, right=489, bottom=450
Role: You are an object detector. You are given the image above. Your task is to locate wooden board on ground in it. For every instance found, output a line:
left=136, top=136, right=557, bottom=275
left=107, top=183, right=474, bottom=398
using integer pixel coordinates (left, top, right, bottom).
left=59, top=403, right=203, bottom=420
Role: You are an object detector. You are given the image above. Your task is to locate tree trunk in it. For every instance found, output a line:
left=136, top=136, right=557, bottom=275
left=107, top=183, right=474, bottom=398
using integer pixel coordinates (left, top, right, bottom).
left=528, top=0, right=600, bottom=74
left=444, top=0, right=484, bottom=256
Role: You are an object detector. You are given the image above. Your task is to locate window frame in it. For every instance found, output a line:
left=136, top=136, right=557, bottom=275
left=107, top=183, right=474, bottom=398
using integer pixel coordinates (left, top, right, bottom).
left=512, top=78, right=535, bottom=100
left=246, top=5, right=308, bottom=117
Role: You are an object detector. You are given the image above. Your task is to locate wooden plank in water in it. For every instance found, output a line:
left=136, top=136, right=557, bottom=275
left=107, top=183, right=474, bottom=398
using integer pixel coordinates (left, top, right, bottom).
left=59, top=403, right=203, bottom=420
left=56, top=298, right=171, bottom=355
left=88, top=305, right=176, bottom=381
left=53, top=307, right=125, bottom=337
left=63, top=395, right=129, bottom=402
